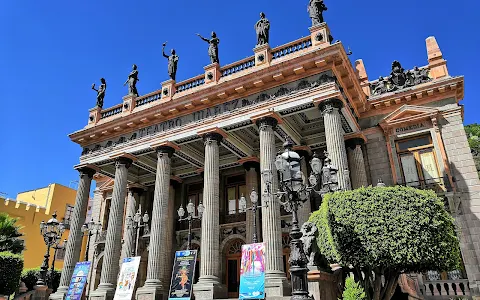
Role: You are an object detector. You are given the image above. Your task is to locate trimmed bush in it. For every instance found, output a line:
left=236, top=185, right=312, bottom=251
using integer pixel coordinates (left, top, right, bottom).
left=0, top=251, right=24, bottom=296
left=310, top=185, right=461, bottom=300
left=21, top=268, right=61, bottom=292
left=341, top=275, right=366, bottom=300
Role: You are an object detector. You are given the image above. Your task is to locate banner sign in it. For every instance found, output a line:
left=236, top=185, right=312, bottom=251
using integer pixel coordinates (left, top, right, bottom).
left=168, top=250, right=198, bottom=300
left=114, top=257, right=141, bottom=300
left=66, top=261, right=91, bottom=300
left=239, top=243, right=266, bottom=299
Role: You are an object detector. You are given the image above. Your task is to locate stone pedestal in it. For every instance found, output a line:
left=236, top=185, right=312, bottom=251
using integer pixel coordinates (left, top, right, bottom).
left=307, top=269, right=340, bottom=300
left=160, top=79, right=176, bottom=102
left=50, top=165, right=97, bottom=300
left=309, top=23, right=331, bottom=49
left=193, top=131, right=227, bottom=299
left=319, top=99, right=351, bottom=191
left=204, top=63, right=221, bottom=84
left=88, top=106, right=102, bottom=125
left=136, top=144, right=177, bottom=300
left=122, top=94, right=136, bottom=114
left=253, top=43, right=272, bottom=67
left=91, top=155, right=134, bottom=300
left=33, top=285, right=48, bottom=300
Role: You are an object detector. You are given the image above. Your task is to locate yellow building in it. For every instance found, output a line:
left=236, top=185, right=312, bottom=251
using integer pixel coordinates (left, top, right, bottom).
left=0, top=184, right=89, bottom=269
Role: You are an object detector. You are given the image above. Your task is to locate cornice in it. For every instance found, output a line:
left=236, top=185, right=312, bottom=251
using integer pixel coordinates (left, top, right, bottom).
left=70, top=43, right=355, bottom=145
left=360, top=76, right=463, bottom=119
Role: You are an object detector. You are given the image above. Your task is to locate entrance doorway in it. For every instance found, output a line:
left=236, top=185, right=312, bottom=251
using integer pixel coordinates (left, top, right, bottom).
left=225, top=239, right=244, bottom=298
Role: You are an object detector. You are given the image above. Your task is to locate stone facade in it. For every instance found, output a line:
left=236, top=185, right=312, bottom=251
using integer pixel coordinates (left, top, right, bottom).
left=61, top=15, right=475, bottom=300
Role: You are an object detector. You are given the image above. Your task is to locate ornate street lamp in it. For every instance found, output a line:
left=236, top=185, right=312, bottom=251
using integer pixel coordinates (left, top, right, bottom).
left=239, top=189, right=265, bottom=243
left=125, top=207, right=150, bottom=257
left=50, top=239, right=67, bottom=288
left=81, top=220, right=102, bottom=261
left=38, top=212, right=65, bottom=287
left=262, top=139, right=339, bottom=300
left=177, top=199, right=204, bottom=250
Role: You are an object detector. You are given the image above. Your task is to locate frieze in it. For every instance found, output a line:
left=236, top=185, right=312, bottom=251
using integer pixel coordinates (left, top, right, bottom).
left=369, top=61, right=431, bottom=96
left=81, top=71, right=336, bottom=156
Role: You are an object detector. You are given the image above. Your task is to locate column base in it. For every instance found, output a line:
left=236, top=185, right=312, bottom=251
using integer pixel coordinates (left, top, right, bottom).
left=48, top=285, right=68, bottom=300
left=193, top=279, right=227, bottom=299
left=89, top=283, right=115, bottom=300
left=265, top=272, right=291, bottom=297
left=135, top=281, right=167, bottom=300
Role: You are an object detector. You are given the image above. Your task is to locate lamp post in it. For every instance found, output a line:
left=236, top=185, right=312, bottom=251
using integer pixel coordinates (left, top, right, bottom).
left=81, top=220, right=102, bottom=261
left=38, top=212, right=65, bottom=287
left=177, top=199, right=204, bottom=250
left=262, top=139, right=339, bottom=300
left=49, top=239, right=67, bottom=289
left=239, top=189, right=264, bottom=243
left=125, top=206, right=150, bottom=256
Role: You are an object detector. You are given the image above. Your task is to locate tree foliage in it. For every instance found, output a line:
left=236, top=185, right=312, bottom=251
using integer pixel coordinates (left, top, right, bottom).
left=0, top=212, right=25, bottom=254
left=309, top=185, right=461, bottom=300
left=0, top=251, right=24, bottom=296
left=464, top=123, right=480, bottom=176
left=341, top=275, right=366, bottom=300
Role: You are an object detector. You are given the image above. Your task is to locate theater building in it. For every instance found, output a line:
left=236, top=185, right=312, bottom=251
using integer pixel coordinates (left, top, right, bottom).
left=50, top=9, right=480, bottom=300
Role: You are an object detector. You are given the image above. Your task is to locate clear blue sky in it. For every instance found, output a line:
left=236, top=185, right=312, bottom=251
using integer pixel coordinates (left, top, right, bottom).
left=0, top=0, right=479, bottom=197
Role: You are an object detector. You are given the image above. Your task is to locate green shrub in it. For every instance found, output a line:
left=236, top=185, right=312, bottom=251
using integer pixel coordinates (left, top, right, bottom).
left=341, top=275, right=366, bottom=300
left=0, top=251, right=24, bottom=296
left=310, top=185, right=461, bottom=300
left=21, top=268, right=61, bottom=292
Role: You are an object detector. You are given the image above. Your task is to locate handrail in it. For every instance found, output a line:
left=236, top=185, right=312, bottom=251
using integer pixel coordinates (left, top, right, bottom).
left=221, top=56, right=255, bottom=77
left=136, top=90, right=162, bottom=107
left=100, top=104, right=123, bottom=119
left=175, top=75, right=205, bottom=93
left=271, top=37, right=312, bottom=60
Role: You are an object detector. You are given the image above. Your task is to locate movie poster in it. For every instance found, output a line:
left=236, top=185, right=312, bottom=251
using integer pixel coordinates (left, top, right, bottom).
left=113, top=257, right=141, bottom=300
left=65, top=261, right=92, bottom=300
left=168, top=250, right=198, bottom=300
left=239, top=243, right=266, bottom=299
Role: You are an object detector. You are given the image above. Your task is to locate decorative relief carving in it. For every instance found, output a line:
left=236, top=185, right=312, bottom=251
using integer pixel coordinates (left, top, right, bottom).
left=369, top=61, right=431, bottom=96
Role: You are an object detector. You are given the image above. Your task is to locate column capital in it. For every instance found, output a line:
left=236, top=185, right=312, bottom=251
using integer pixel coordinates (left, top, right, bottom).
left=74, top=164, right=98, bottom=178
left=241, top=158, right=260, bottom=172
left=202, top=132, right=224, bottom=145
left=111, top=153, right=136, bottom=169
left=156, top=146, right=176, bottom=158
left=251, top=112, right=282, bottom=130
left=127, top=185, right=145, bottom=196
left=345, top=137, right=365, bottom=150
left=318, top=98, right=343, bottom=114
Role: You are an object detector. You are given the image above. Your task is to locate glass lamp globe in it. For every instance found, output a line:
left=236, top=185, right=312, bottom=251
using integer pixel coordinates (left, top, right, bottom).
left=239, top=194, right=246, bottom=209
left=134, top=211, right=142, bottom=223
left=262, top=170, right=273, bottom=185
left=250, top=189, right=258, bottom=204
left=177, top=205, right=185, bottom=218
left=187, top=199, right=195, bottom=215
left=143, top=212, right=149, bottom=223
left=81, top=224, right=88, bottom=233
left=197, top=202, right=205, bottom=217
left=95, top=222, right=103, bottom=231
left=310, top=154, right=322, bottom=175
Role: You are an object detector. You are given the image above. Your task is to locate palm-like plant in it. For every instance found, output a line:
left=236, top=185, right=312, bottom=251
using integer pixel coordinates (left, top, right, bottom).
left=0, top=212, right=25, bottom=254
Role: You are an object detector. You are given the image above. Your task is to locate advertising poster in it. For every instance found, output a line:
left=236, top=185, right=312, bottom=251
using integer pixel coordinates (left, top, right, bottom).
left=168, top=250, right=198, bottom=300
left=239, top=243, right=266, bottom=299
left=113, top=257, right=141, bottom=300
left=65, top=261, right=92, bottom=300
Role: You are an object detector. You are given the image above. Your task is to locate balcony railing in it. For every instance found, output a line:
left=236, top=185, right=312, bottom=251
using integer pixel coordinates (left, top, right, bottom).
left=176, top=76, right=205, bottom=94
left=399, top=177, right=451, bottom=194
left=100, top=104, right=123, bottom=119
left=136, top=91, right=162, bottom=107
left=421, top=280, right=471, bottom=299
left=221, top=57, right=255, bottom=78
left=272, top=37, right=312, bottom=60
